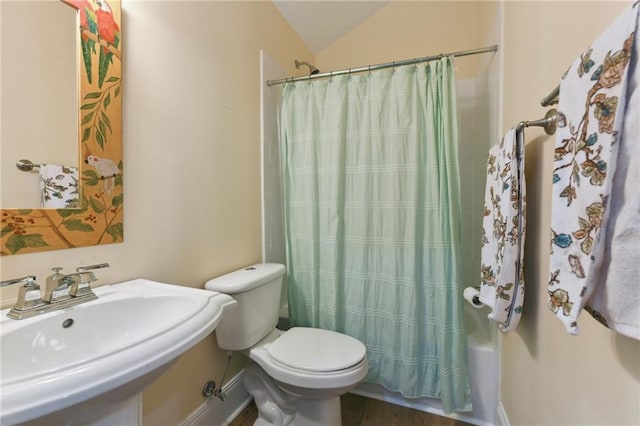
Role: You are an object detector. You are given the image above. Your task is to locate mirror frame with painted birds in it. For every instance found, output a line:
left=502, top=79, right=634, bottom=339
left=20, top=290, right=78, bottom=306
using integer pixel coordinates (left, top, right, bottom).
left=0, top=0, right=123, bottom=256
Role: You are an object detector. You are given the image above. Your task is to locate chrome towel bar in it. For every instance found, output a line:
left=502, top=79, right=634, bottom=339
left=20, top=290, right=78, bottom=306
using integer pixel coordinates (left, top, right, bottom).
left=517, top=109, right=560, bottom=136
left=15, top=159, right=42, bottom=172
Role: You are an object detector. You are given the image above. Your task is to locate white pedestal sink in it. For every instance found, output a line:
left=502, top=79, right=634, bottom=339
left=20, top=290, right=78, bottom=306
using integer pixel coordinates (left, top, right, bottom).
left=0, top=279, right=236, bottom=426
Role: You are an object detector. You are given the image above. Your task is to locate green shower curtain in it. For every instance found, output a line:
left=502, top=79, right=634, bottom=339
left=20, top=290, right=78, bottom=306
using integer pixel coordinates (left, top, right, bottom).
left=279, top=57, right=471, bottom=413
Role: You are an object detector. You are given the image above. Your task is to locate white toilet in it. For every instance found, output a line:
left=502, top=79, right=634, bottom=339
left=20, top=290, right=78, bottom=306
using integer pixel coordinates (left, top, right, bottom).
left=205, top=263, right=368, bottom=426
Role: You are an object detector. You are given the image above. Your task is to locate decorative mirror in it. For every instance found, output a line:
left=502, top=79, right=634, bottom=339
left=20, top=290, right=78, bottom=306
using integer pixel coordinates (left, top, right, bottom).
left=0, top=0, right=123, bottom=255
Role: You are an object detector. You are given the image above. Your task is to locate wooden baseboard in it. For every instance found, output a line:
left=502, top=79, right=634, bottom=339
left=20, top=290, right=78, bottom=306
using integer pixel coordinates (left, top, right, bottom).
left=180, top=370, right=251, bottom=426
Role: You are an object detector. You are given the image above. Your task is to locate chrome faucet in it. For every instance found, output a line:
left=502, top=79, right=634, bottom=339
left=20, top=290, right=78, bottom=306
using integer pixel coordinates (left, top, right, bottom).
left=70, top=263, right=108, bottom=298
left=3, top=263, right=109, bottom=320
left=1, top=276, right=45, bottom=319
left=42, top=267, right=72, bottom=303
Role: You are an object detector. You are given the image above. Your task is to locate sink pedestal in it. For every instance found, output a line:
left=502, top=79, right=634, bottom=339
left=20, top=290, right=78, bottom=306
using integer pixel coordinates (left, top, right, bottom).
left=18, top=394, right=142, bottom=426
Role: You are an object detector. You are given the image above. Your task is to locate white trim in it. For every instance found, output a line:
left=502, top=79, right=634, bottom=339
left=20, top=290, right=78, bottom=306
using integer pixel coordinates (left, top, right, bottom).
left=497, top=0, right=505, bottom=139
left=496, top=401, right=510, bottom=426
left=260, top=49, right=267, bottom=264
left=136, top=394, right=143, bottom=425
left=180, top=370, right=251, bottom=426
left=260, top=49, right=286, bottom=267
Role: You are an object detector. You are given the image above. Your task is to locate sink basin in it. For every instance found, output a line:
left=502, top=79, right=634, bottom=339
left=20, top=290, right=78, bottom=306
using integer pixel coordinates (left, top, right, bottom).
left=0, top=278, right=236, bottom=425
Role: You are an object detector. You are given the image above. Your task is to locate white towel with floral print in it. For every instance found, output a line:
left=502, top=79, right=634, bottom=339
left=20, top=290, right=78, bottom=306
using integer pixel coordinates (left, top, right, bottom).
left=39, top=164, right=79, bottom=209
left=479, top=128, right=526, bottom=332
left=549, top=2, right=639, bottom=337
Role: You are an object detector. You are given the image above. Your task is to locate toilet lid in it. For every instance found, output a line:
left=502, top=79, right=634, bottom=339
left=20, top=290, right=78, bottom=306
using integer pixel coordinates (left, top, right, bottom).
left=267, top=327, right=366, bottom=372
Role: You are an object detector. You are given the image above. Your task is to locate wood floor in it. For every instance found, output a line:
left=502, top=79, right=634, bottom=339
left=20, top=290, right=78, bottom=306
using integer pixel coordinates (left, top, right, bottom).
left=229, top=393, right=471, bottom=426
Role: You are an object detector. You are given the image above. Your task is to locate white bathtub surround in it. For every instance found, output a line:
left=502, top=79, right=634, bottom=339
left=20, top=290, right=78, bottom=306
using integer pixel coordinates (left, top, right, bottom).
left=260, top=50, right=288, bottom=310
left=354, top=303, right=498, bottom=426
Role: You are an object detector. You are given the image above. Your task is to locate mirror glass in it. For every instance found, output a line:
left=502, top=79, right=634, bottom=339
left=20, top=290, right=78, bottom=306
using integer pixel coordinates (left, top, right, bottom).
left=1, top=1, right=78, bottom=209
left=0, top=0, right=123, bottom=256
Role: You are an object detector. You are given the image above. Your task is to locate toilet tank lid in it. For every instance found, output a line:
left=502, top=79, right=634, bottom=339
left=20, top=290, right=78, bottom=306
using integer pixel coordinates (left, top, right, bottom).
left=204, top=263, right=285, bottom=294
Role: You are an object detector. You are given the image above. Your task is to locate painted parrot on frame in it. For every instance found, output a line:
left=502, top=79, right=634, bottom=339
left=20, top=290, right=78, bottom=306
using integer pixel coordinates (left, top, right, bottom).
left=85, top=155, right=120, bottom=195
left=64, top=0, right=98, bottom=85
left=63, top=0, right=119, bottom=88
left=95, top=0, right=120, bottom=88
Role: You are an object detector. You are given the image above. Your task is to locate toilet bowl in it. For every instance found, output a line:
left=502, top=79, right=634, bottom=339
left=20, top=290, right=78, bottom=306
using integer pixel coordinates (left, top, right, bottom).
left=251, top=328, right=367, bottom=392
left=204, top=264, right=368, bottom=426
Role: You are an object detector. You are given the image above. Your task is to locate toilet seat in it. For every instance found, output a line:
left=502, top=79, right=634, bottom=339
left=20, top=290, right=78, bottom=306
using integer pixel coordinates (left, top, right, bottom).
left=268, top=327, right=366, bottom=373
left=248, top=328, right=368, bottom=390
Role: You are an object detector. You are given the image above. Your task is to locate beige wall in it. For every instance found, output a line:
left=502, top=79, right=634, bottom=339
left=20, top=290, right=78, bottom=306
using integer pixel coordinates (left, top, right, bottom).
left=316, top=0, right=480, bottom=80
left=0, top=0, right=312, bottom=424
left=501, top=1, right=640, bottom=424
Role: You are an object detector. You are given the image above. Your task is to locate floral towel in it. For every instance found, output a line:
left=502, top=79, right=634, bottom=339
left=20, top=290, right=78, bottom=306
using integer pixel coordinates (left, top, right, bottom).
left=39, top=164, right=79, bottom=209
left=479, top=128, right=526, bottom=332
left=548, top=2, right=638, bottom=336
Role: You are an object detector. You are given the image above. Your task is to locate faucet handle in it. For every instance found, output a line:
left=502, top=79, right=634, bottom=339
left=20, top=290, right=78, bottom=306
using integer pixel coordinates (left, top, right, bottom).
left=76, top=263, right=110, bottom=272
left=19, top=278, right=42, bottom=300
left=68, top=263, right=108, bottom=298
left=7, top=276, right=44, bottom=317
left=1, top=275, right=37, bottom=287
left=51, top=267, right=64, bottom=275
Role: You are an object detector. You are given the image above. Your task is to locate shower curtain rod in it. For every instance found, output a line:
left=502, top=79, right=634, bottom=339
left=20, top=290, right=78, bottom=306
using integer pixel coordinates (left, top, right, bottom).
left=266, top=44, right=498, bottom=87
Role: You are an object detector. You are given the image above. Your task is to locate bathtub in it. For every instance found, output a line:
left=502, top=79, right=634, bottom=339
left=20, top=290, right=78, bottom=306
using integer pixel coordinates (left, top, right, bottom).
left=351, top=303, right=499, bottom=426
left=463, top=303, right=499, bottom=425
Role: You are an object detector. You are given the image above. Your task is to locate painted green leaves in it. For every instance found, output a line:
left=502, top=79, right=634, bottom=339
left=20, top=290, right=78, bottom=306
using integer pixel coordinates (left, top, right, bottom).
left=0, top=179, right=123, bottom=253
left=81, top=77, right=120, bottom=149
left=1, top=211, right=48, bottom=254
left=4, top=233, right=49, bottom=255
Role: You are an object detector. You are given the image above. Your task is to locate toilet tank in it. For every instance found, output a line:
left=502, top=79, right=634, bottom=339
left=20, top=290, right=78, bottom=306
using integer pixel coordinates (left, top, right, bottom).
left=204, top=263, right=285, bottom=351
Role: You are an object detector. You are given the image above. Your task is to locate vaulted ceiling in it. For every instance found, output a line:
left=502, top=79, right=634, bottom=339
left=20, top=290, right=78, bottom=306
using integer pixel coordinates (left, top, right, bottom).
left=272, top=1, right=390, bottom=54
